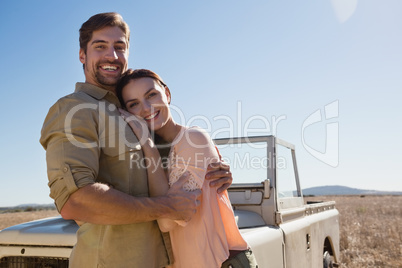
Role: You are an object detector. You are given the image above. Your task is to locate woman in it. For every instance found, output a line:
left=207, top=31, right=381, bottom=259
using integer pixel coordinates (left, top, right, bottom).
left=116, top=69, right=258, bottom=268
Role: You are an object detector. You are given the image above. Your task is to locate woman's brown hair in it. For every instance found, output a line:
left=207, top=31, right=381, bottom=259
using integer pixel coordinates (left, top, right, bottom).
left=116, top=69, right=168, bottom=108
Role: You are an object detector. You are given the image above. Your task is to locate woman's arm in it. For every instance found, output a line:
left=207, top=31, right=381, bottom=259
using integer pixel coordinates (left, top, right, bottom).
left=140, top=137, right=179, bottom=232
left=120, top=109, right=178, bottom=231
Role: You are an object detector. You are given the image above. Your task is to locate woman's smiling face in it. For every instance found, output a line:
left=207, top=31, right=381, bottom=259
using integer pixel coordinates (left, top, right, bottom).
left=122, top=77, right=171, bottom=132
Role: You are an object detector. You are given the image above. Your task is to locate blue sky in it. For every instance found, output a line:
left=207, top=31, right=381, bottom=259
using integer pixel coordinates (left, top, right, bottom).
left=1, top=0, right=401, bottom=207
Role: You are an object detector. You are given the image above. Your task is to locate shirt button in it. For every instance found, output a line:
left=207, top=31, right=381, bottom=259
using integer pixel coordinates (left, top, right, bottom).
left=63, top=167, right=68, bottom=172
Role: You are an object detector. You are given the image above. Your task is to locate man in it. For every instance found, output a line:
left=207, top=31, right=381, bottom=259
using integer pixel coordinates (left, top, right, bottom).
left=40, top=12, right=232, bottom=267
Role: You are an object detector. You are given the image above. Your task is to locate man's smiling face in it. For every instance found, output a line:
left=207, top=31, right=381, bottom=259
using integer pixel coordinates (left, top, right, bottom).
left=79, top=26, right=129, bottom=93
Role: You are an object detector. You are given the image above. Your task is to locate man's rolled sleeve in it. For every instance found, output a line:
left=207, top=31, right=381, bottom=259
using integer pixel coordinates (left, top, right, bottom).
left=40, top=97, right=99, bottom=212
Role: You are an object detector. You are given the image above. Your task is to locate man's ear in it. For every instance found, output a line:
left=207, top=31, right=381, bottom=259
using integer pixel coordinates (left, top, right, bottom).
left=165, top=86, right=171, bottom=104
left=79, top=48, right=86, bottom=64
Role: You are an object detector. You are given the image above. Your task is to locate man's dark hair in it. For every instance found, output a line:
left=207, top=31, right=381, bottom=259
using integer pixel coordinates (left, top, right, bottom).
left=79, top=12, right=130, bottom=54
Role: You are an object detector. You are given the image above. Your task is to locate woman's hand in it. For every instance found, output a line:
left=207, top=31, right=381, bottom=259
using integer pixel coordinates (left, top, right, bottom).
left=119, top=108, right=151, bottom=144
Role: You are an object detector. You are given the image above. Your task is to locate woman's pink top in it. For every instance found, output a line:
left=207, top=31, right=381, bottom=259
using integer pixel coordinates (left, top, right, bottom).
left=167, top=127, right=248, bottom=268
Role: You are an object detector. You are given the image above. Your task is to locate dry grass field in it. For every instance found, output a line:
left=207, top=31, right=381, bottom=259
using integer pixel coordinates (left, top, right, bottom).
left=0, top=209, right=59, bottom=230
left=305, top=195, right=402, bottom=268
left=1, top=195, right=401, bottom=267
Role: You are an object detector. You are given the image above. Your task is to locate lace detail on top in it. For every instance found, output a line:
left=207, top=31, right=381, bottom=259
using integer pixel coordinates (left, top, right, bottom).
left=169, top=149, right=202, bottom=192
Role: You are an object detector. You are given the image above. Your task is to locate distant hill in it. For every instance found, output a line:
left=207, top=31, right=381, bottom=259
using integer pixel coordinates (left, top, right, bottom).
left=302, top=185, right=402, bottom=196
left=0, top=203, right=56, bottom=213
left=2, top=186, right=402, bottom=211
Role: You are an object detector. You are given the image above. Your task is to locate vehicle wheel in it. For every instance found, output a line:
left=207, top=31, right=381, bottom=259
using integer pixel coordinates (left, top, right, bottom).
left=323, top=251, right=334, bottom=268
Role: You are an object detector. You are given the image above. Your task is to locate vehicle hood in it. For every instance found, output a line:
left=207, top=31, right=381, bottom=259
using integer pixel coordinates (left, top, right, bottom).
left=0, top=216, right=77, bottom=246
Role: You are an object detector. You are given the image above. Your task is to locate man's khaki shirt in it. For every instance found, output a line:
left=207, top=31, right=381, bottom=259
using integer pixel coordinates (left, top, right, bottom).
left=40, top=83, right=173, bottom=267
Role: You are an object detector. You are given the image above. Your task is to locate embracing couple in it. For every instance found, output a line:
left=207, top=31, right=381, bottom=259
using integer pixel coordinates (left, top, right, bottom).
left=40, top=12, right=258, bottom=268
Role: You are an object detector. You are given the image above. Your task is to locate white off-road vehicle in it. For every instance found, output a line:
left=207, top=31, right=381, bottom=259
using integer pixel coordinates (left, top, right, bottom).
left=0, top=136, right=339, bottom=267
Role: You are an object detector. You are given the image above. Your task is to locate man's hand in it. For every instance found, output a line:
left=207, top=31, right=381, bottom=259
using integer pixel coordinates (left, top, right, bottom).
left=165, top=173, right=202, bottom=222
left=205, top=161, right=232, bottom=194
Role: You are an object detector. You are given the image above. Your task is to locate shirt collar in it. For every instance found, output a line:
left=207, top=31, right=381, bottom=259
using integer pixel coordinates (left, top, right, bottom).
left=75, top=82, right=121, bottom=107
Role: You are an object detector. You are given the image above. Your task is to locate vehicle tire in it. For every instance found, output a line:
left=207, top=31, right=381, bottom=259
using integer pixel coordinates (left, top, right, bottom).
left=323, top=251, right=334, bottom=268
